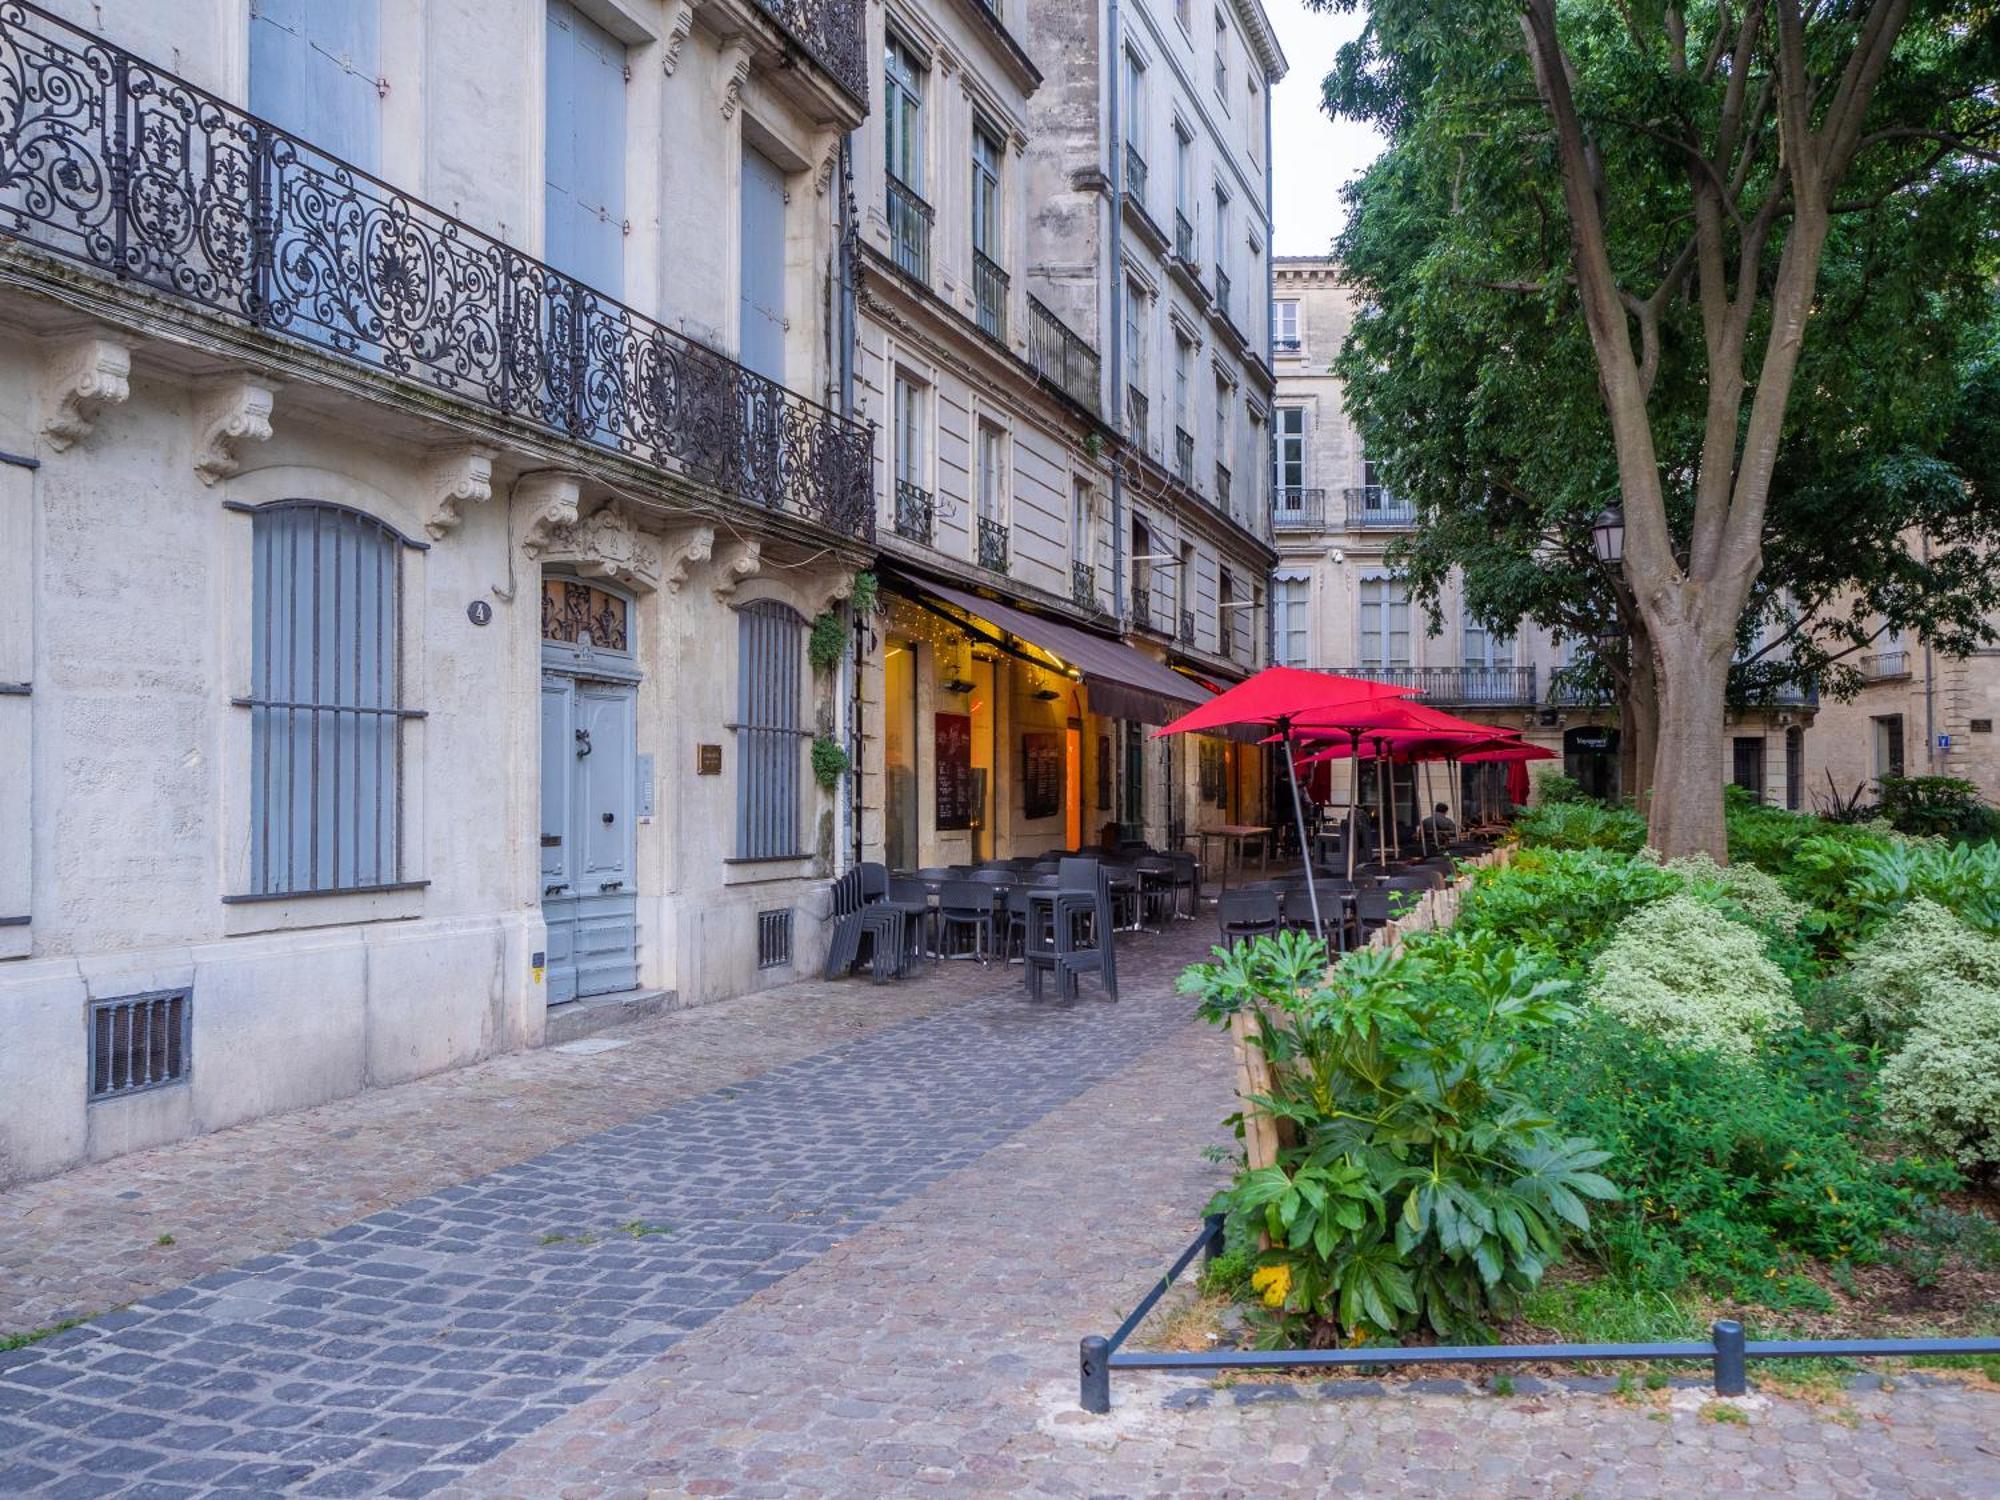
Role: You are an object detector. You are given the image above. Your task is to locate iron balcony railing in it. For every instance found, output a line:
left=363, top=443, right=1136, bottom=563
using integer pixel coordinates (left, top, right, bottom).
left=1271, top=487, right=1326, bottom=529
left=1274, top=336, right=1302, bottom=355
left=1343, top=485, right=1418, bottom=529
left=1124, top=142, right=1148, bottom=208
left=887, top=174, right=933, bottom=283
left=1326, top=664, right=1540, bottom=706
left=1126, top=386, right=1150, bottom=445
left=1026, top=295, right=1101, bottom=413
left=894, top=479, right=934, bottom=545
left=1861, top=649, right=1911, bottom=680
left=1179, top=609, right=1194, bottom=647
left=977, top=515, right=1009, bottom=573
left=1214, top=266, right=1231, bottom=317
left=1174, top=426, right=1195, bottom=485
left=1173, top=210, right=1196, bottom=264
left=1071, top=560, right=1098, bottom=611
left=0, top=3, right=874, bottom=540
left=745, top=0, right=868, bottom=103
left=1216, top=465, right=1231, bottom=515
left=972, top=248, right=1008, bottom=342
left=1131, top=583, right=1162, bottom=635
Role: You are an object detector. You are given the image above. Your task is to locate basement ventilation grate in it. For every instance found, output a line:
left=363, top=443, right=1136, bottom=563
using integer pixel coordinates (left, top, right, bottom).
left=89, top=988, right=191, bottom=1101
left=757, top=908, right=793, bottom=970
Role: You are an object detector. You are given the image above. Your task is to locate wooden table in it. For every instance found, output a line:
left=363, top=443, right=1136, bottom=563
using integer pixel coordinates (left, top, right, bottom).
left=1186, top=825, right=1272, bottom=893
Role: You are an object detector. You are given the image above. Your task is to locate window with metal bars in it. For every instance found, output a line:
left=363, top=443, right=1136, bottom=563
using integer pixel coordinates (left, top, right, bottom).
left=757, top=908, right=793, bottom=969
left=735, top=600, right=807, bottom=859
left=89, top=989, right=190, bottom=1101
left=239, top=501, right=424, bottom=897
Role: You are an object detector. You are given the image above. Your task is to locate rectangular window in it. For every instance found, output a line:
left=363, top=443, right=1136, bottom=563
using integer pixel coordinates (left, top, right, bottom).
left=89, top=989, right=191, bottom=1101
left=738, top=146, right=787, bottom=383
left=971, top=123, right=1002, bottom=259
left=1273, top=576, right=1310, bottom=667
left=1219, top=568, right=1236, bottom=655
left=736, top=601, right=805, bottom=859
left=885, top=35, right=926, bottom=187
left=1174, top=335, right=1193, bottom=429
left=543, top=0, right=627, bottom=294
left=978, top=422, right=1008, bottom=522
left=1071, top=479, right=1094, bottom=562
left=1275, top=299, right=1300, bottom=350
left=894, top=373, right=925, bottom=484
left=1123, top=49, right=1146, bottom=148
left=1358, top=577, right=1411, bottom=668
left=1462, top=619, right=1515, bottom=669
left=1176, top=0, right=1192, bottom=32
left=1174, top=124, right=1195, bottom=243
left=1732, top=737, right=1767, bottom=801
left=1124, top=280, right=1147, bottom=389
left=1214, top=378, right=1230, bottom=468
left=1873, top=714, right=1906, bottom=780
left=247, top=502, right=414, bottom=896
left=1213, top=10, right=1229, bottom=104
left=1272, top=407, right=1305, bottom=495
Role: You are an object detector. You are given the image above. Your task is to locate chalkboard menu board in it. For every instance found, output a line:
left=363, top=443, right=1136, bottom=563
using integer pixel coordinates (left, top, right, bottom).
left=1021, top=731, right=1062, bottom=821
left=935, top=712, right=974, bottom=829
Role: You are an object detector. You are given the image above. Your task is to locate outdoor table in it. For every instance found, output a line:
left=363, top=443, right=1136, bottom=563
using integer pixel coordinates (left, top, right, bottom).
left=1185, top=825, right=1271, bottom=893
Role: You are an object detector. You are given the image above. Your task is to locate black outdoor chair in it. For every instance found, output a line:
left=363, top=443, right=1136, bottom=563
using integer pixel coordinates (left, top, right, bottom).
left=1165, top=851, right=1201, bottom=919
left=937, top=880, right=998, bottom=963
left=888, top=876, right=938, bottom=966
left=1217, top=888, right=1281, bottom=946
left=1132, top=856, right=1179, bottom=930
left=1027, top=862, right=1118, bottom=1002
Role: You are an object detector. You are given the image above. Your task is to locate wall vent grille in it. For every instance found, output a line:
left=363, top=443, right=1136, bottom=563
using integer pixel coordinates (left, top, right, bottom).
left=89, top=989, right=191, bottom=1101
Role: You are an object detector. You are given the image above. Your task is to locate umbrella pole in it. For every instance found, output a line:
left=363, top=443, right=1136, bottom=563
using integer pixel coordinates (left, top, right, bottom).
left=1345, top=729, right=1361, bottom=881
left=1279, top=720, right=1324, bottom=941
left=1417, top=758, right=1432, bottom=855
left=1375, top=740, right=1389, bottom=865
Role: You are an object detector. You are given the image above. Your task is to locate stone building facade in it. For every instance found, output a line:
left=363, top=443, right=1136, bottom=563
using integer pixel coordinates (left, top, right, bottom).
left=1804, top=634, right=2000, bottom=807
left=0, top=0, right=1286, bottom=1182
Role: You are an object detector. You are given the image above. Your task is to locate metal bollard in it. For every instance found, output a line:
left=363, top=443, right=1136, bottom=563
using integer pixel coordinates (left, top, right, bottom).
left=1712, top=1319, right=1747, bottom=1397
left=1080, top=1334, right=1111, bottom=1413
left=1201, top=1212, right=1226, bottom=1270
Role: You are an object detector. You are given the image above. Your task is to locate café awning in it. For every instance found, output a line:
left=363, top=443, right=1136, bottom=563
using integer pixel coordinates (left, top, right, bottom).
left=885, top=571, right=1213, bottom=725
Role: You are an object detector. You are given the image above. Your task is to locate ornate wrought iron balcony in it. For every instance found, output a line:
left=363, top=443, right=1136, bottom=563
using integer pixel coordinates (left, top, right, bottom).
left=887, top=174, right=933, bottom=283
left=1343, top=485, right=1418, bottom=529
left=894, top=479, right=934, bottom=545
left=972, top=249, right=1008, bottom=342
left=1126, top=386, right=1150, bottom=445
left=977, top=515, right=1009, bottom=574
left=1271, top=487, right=1327, bottom=529
left=1174, top=426, right=1195, bottom=486
left=1326, top=665, right=1540, bottom=707
left=1179, top=608, right=1194, bottom=647
left=1216, top=464, right=1231, bottom=516
left=1123, top=142, right=1149, bottom=208
left=1071, top=560, right=1098, bottom=611
left=1131, top=583, right=1160, bottom=635
left=1214, top=266, right=1232, bottom=318
left=0, top=3, right=874, bottom=541
left=744, top=0, right=868, bottom=103
left=1026, top=295, right=1100, bottom=413
left=1174, top=210, right=1196, bottom=263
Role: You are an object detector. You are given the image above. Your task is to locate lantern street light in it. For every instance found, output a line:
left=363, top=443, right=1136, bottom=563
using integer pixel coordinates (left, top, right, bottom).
left=1591, top=505, right=1626, bottom=566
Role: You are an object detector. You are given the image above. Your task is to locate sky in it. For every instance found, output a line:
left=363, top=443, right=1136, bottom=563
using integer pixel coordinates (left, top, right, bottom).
left=1267, top=1, right=1384, bottom=257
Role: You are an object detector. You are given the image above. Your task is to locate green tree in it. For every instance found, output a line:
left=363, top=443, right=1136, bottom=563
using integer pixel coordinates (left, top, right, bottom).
left=1320, top=0, right=1999, bottom=855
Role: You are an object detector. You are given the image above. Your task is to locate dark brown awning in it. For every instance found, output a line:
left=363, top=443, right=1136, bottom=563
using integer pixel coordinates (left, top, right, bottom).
left=886, top=571, right=1213, bottom=726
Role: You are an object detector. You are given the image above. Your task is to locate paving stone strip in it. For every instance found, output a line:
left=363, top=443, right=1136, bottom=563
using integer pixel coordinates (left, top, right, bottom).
left=0, top=935, right=1210, bottom=1498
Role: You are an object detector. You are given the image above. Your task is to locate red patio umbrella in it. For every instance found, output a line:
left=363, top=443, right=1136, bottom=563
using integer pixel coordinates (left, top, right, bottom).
left=1460, top=742, right=1558, bottom=763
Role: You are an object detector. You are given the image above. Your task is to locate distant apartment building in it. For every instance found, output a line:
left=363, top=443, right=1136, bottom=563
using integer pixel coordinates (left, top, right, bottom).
left=1805, top=630, right=2000, bottom=807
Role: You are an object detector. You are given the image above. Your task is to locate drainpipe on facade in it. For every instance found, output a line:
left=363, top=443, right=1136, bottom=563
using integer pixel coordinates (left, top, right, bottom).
left=1922, top=532, right=1938, bottom=774
left=1106, top=0, right=1127, bottom=627
left=836, top=130, right=863, bottom=869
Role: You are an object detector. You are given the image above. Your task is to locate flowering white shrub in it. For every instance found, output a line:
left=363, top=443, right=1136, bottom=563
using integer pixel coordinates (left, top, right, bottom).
left=1666, top=852, right=1808, bottom=936
left=1878, top=982, right=2000, bottom=1173
left=1839, top=897, right=2000, bottom=1040
left=1589, top=893, right=1799, bottom=1058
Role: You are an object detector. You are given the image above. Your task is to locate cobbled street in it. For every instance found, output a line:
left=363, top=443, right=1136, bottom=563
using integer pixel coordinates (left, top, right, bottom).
left=3, top=926, right=1998, bottom=1499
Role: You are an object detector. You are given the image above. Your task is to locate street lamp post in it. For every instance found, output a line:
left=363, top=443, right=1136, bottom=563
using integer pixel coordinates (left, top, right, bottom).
left=1591, top=506, right=1626, bottom=567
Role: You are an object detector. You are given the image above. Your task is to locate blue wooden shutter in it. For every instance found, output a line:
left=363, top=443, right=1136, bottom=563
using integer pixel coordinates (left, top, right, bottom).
left=249, top=0, right=380, bottom=169
left=736, top=603, right=803, bottom=859
left=544, top=0, right=626, bottom=294
left=739, top=148, right=788, bottom=383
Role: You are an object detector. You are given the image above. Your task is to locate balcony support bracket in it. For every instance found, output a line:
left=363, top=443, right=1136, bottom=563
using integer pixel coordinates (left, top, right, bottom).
left=424, top=444, right=498, bottom=540
left=662, top=524, right=717, bottom=593
left=191, top=375, right=277, bottom=486
left=41, top=334, right=132, bottom=452
left=712, top=537, right=763, bottom=598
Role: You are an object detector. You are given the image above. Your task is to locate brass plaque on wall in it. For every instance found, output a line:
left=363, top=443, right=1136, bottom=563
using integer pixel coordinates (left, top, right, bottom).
left=697, top=743, right=723, bottom=775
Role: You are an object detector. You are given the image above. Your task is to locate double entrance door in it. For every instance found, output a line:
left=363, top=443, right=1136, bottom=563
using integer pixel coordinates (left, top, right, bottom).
left=540, top=673, right=638, bottom=1005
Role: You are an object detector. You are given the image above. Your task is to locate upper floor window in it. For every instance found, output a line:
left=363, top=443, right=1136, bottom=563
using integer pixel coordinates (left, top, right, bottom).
left=250, top=0, right=381, bottom=169
left=1273, top=575, right=1310, bottom=667
left=1214, top=377, right=1231, bottom=466
left=1273, top=406, right=1305, bottom=493
left=1125, top=279, right=1149, bottom=389
left=1071, top=480, right=1095, bottom=562
left=1463, top=619, right=1517, bottom=670
left=1359, top=577, right=1412, bottom=668
left=736, top=601, right=806, bottom=860
left=1213, top=10, right=1229, bottom=106
left=978, top=422, right=1009, bottom=523
left=885, top=35, right=926, bottom=189
left=1173, top=335, right=1194, bottom=428
left=1212, top=188, right=1230, bottom=282
left=893, top=373, right=925, bottom=485
left=1174, top=123, right=1196, bottom=228
left=1275, top=299, right=1301, bottom=351
left=543, top=1, right=627, bottom=294
left=971, top=123, right=1003, bottom=260
left=1176, top=0, right=1192, bottom=33
left=245, top=501, right=419, bottom=897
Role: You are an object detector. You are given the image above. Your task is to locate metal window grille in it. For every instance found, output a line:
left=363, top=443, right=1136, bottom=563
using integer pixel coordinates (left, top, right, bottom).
left=735, top=601, right=807, bottom=859
left=244, top=502, right=421, bottom=895
left=757, top=908, right=793, bottom=969
left=89, top=989, right=191, bottom=1101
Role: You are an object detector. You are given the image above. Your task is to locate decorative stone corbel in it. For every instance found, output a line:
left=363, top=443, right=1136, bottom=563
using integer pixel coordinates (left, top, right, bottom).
left=517, top=471, right=584, bottom=558
left=814, top=139, right=840, bottom=197
left=538, top=499, right=665, bottom=592
left=711, top=537, right=762, bottom=598
left=660, top=0, right=697, bottom=76
left=807, top=570, right=856, bottom=615
left=661, top=523, right=716, bottom=593
left=191, top=376, right=277, bottom=485
left=719, top=41, right=752, bottom=119
left=423, top=444, right=497, bottom=539
left=40, top=335, right=131, bottom=451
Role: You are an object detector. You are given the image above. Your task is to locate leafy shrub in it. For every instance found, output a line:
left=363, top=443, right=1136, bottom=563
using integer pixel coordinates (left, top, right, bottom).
left=1847, top=839, right=2000, bottom=935
left=1459, top=848, right=1681, bottom=961
left=1185, top=932, right=1615, bottom=1340
left=1514, top=800, right=1648, bottom=854
left=1531, top=772, right=1596, bottom=805
left=1878, top=983, right=2000, bottom=1176
left=1589, top=894, right=1799, bottom=1057
left=1665, top=852, right=1808, bottom=937
left=1837, top=898, right=2000, bottom=1041
left=1537, top=1013, right=1947, bottom=1303
left=1875, top=775, right=2000, bottom=842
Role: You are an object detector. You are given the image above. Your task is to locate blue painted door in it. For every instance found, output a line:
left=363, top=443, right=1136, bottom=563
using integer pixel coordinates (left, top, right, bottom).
left=544, top=0, right=626, bottom=295
left=541, top=673, right=638, bottom=1005
left=739, top=147, right=787, bottom=382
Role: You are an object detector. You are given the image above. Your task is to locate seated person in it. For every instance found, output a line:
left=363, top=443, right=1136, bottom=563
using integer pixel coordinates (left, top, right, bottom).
left=1419, top=802, right=1458, bottom=841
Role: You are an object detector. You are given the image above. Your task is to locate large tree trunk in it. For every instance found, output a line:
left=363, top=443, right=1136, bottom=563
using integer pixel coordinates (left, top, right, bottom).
left=1642, top=618, right=1735, bottom=857
left=1627, top=613, right=1659, bottom=813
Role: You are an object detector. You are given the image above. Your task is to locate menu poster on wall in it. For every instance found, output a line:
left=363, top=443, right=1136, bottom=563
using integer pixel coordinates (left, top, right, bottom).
left=935, top=712, right=974, bottom=830
left=1021, top=731, right=1062, bottom=821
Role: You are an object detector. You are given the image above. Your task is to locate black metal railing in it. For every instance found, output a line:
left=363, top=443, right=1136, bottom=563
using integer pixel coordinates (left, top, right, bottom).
left=893, top=479, right=933, bottom=545
left=973, top=249, right=1008, bottom=342
left=745, top=0, right=868, bottom=103
left=1274, top=336, right=1302, bottom=355
left=1272, top=487, right=1325, bottom=529
left=1216, top=465, right=1231, bottom=515
left=1026, top=295, right=1101, bottom=413
left=1326, top=664, right=1539, bottom=706
left=1343, top=485, right=1417, bottom=528
left=1080, top=1216, right=2000, bottom=1415
left=1127, top=386, right=1150, bottom=445
left=1214, top=266, right=1231, bottom=317
left=1861, top=649, right=1911, bottom=680
left=1071, top=560, right=1098, bottom=610
left=1123, top=142, right=1148, bottom=207
left=977, top=515, right=1009, bottom=573
left=0, top=3, right=875, bottom=540
left=1131, top=583, right=1162, bottom=634
left=1173, top=210, right=1195, bottom=263
left=1178, top=608, right=1194, bottom=646
left=1174, top=426, right=1195, bottom=485
left=887, top=174, right=933, bottom=283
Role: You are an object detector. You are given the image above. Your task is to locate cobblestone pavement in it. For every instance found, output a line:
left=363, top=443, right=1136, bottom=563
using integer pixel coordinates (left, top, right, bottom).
left=7, top=920, right=2000, bottom=1498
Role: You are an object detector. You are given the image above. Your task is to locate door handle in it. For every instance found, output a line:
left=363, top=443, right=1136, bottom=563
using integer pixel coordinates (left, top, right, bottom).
left=601, top=811, right=615, bottom=824
left=544, top=883, right=569, bottom=896
left=574, top=727, right=593, bottom=757
left=599, top=880, right=624, bottom=893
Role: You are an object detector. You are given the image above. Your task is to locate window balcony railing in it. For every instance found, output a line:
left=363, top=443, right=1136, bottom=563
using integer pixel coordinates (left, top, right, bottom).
left=1174, top=426, right=1196, bottom=485
left=1131, top=583, right=1164, bottom=635
left=1127, top=386, right=1150, bottom=445
left=1326, top=665, right=1540, bottom=707
left=1861, top=649, right=1911, bottom=680
left=1216, top=464, right=1231, bottom=515
left=0, top=4, right=875, bottom=541
left=972, top=249, right=1008, bottom=342
left=1343, top=485, right=1418, bottom=529
left=1173, top=210, right=1196, bottom=263
left=977, top=515, right=1010, bottom=574
left=1026, top=295, right=1101, bottom=413
left=1214, top=266, right=1231, bottom=317
left=1271, top=487, right=1326, bottom=529
left=1071, top=560, right=1098, bottom=611
left=1179, top=608, right=1195, bottom=647
left=894, top=479, right=934, bottom=545
left=887, top=173, right=933, bottom=283
left=1124, top=142, right=1149, bottom=207
left=1274, top=336, right=1302, bottom=355
left=745, top=0, right=869, bottom=103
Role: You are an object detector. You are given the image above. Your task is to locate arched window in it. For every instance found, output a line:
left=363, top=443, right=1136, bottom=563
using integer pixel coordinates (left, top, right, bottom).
left=734, top=600, right=806, bottom=860
left=243, top=501, right=421, bottom=895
